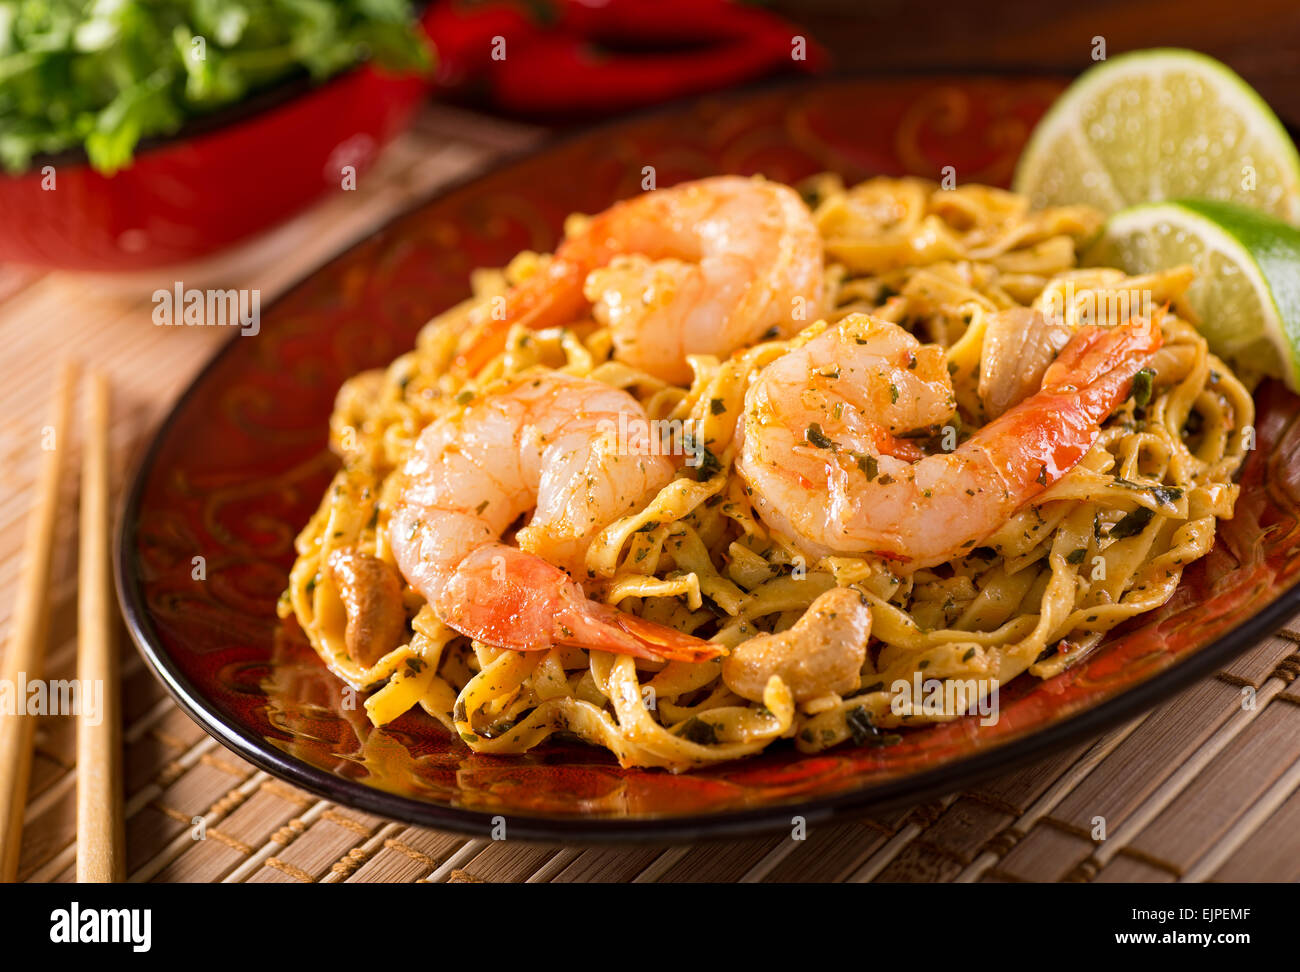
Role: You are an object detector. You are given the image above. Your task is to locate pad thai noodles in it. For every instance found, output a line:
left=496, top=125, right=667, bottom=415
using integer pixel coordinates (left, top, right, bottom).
left=281, top=173, right=1253, bottom=771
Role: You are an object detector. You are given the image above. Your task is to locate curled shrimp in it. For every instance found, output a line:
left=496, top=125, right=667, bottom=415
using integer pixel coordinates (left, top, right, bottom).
left=458, top=176, right=824, bottom=384
left=389, top=373, right=721, bottom=663
left=722, top=587, right=870, bottom=703
left=737, top=312, right=1163, bottom=569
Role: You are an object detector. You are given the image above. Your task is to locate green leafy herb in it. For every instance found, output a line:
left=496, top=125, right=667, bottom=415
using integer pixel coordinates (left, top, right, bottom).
left=1150, top=485, right=1183, bottom=507
left=679, top=717, right=718, bottom=746
left=856, top=453, right=878, bottom=481
left=1108, top=506, right=1154, bottom=539
left=0, top=0, right=434, bottom=174
left=805, top=422, right=835, bottom=449
left=694, top=447, right=721, bottom=481
left=845, top=706, right=874, bottom=745
left=1131, top=367, right=1155, bottom=408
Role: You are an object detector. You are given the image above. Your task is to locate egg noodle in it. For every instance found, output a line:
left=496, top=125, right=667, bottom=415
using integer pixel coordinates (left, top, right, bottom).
left=280, top=175, right=1254, bottom=771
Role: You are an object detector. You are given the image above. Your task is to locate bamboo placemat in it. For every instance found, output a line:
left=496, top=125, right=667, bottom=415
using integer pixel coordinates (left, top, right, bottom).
left=2, top=104, right=1299, bottom=883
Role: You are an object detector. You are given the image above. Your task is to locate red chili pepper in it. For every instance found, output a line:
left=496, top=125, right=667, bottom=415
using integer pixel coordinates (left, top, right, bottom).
left=420, top=0, right=827, bottom=115
left=420, top=3, right=545, bottom=86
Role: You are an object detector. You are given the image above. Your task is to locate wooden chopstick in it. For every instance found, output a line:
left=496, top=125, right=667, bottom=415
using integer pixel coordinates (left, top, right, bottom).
left=0, top=361, right=77, bottom=882
left=76, top=373, right=124, bottom=882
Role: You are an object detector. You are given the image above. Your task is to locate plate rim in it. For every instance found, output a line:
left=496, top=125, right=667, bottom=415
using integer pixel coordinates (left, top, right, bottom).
left=114, top=75, right=1300, bottom=844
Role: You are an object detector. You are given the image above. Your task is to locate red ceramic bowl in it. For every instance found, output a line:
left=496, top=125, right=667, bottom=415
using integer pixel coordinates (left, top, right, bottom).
left=0, top=61, right=431, bottom=271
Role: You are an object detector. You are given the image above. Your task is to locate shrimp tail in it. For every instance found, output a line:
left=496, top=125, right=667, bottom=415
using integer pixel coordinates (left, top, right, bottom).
left=1042, top=312, right=1164, bottom=406
left=981, top=314, right=1164, bottom=490
left=434, top=544, right=721, bottom=664
left=557, top=595, right=725, bottom=664
left=455, top=257, right=591, bottom=375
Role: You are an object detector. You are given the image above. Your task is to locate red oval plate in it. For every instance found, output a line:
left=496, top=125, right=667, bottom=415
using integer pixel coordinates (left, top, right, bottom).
left=117, top=78, right=1300, bottom=842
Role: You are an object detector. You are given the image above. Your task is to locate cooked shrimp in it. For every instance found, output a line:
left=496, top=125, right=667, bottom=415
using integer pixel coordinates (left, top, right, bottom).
left=389, top=373, right=721, bottom=663
left=457, top=176, right=824, bottom=384
left=977, top=307, right=1073, bottom=419
left=722, top=587, right=870, bottom=703
left=737, top=312, right=1162, bottom=569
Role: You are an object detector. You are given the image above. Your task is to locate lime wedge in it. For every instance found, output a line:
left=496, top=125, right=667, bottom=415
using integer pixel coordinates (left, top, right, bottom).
left=1014, top=49, right=1300, bottom=222
left=1088, top=199, right=1300, bottom=390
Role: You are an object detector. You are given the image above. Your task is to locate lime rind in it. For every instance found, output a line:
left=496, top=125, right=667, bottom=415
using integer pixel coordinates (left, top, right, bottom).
left=1014, top=48, right=1300, bottom=222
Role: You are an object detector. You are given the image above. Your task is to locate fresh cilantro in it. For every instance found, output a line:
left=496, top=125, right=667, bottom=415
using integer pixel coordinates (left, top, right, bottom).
left=0, top=0, right=433, bottom=174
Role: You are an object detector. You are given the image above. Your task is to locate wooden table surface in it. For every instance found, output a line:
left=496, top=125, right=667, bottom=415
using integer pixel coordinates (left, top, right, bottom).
left=2, top=101, right=1300, bottom=883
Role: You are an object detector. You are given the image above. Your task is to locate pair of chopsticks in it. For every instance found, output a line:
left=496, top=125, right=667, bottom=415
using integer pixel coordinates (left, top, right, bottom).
left=0, top=363, right=123, bottom=882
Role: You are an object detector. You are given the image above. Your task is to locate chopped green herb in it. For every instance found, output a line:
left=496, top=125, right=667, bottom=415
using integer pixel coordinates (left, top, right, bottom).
left=680, top=717, right=719, bottom=745
left=845, top=707, right=874, bottom=745
left=1151, top=485, right=1183, bottom=507
left=1131, top=367, right=1155, bottom=408
left=695, top=448, right=722, bottom=481
left=1108, top=506, right=1154, bottom=539
left=805, top=423, right=835, bottom=449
